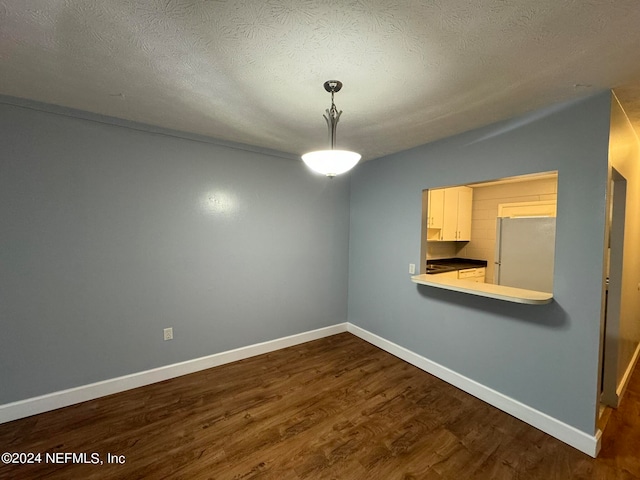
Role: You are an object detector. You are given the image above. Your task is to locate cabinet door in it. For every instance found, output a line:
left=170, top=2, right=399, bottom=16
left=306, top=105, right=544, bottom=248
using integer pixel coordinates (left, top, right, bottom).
left=437, top=186, right=474, bottom=241
left=427, top=189, right=445, bottom=230
left=441, top=188, right=459, bottom=240
left=458, top=267, right=485, bottom=283
left=433, top=270, right=458, bottom=280
left=456, top=187, right=473, bottom=241
left=457, top=268, right=478, bottom=279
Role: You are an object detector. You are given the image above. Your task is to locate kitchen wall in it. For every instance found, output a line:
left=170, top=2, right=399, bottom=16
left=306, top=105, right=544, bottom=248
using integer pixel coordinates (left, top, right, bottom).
left=426, top=241, right=464, bottom=260
left=0, top=97, right=350, bottom=405
left=460, top=176, right=558, bottom=283
left=608, top=94, right=640, bottom=392
left=348, top=92, right=611, bottom=435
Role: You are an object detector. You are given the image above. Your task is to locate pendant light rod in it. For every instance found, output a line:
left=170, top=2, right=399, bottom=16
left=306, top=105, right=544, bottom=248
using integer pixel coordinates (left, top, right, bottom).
left=301, top=80, right=360, bottom=177
left=323, top=80, right=343, bottom=150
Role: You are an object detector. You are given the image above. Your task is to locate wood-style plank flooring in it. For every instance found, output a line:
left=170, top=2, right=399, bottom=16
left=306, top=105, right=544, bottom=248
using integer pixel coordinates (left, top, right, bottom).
left=1, top=333, right=639, bottom=479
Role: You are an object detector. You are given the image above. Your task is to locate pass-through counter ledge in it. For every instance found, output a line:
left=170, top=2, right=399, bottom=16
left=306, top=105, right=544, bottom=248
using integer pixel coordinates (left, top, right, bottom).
left=411, top=274, right=553, bottom=305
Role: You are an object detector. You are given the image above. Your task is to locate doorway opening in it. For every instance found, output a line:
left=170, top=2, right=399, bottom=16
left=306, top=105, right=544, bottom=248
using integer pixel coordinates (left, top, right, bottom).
left=600, top=168, right=626, bottom=409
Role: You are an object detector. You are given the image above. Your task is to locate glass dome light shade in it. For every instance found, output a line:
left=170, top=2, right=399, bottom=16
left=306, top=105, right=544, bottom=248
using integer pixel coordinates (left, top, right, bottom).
left=301, top=150, right=361, bottom=177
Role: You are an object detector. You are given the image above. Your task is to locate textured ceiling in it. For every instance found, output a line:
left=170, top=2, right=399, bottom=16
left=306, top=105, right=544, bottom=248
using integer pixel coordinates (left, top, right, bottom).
left=2, top=0, right=640, bottom=161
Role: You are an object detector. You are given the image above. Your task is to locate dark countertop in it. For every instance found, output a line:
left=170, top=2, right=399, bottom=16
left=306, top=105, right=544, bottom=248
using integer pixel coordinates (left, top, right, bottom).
left=426, top=257, right=488, bottom=274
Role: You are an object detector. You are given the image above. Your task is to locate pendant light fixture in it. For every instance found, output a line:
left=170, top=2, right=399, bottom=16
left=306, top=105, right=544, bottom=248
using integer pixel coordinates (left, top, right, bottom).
left=302, top=80, right=361, bottom=177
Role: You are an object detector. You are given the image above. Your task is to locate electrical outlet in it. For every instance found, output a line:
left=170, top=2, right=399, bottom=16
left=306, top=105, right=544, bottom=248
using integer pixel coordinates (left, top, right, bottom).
left=409, top=263, right=416, bottom=274
left=163, top=327, right=173, bottom=341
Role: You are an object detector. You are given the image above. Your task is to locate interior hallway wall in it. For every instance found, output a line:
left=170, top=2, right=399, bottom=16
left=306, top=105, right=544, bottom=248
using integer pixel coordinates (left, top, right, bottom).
left=609, top=93, right=640, bottom=389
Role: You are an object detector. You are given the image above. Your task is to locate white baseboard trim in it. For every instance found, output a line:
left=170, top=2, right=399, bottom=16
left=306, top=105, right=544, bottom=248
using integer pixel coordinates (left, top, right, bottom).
left=347, top=323, right=601, bottom=458
left=617, top=341, right=640, bottom=401
left=0, top=323, right=348, bottom=425
left=0, top=322, right=602, bottom=457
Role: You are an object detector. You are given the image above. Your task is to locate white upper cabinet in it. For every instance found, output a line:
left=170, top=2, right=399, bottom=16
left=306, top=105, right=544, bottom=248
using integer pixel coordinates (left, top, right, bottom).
left=427, top=189, right=445, bottom=229
left=439, top=186, right=473, bottom=241
left=456, top=186, right=473, bottom=240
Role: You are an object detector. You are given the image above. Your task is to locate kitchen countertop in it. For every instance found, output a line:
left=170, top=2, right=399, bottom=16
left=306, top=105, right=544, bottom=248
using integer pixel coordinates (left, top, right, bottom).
left=426, top=257, right=488, bottom=274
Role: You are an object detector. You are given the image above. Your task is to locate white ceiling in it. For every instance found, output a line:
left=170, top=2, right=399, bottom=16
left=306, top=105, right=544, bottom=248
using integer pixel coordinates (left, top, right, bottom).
left=2, top=0, right=640, bottom=161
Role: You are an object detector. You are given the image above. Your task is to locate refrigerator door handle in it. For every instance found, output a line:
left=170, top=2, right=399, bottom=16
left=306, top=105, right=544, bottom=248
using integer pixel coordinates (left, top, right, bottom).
left=495, top=218, right=503, bottom=285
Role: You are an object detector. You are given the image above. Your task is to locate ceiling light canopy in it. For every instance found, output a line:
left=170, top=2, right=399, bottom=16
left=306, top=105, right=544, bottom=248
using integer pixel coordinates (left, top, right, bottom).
left=302, top=80, right=361, bottom=177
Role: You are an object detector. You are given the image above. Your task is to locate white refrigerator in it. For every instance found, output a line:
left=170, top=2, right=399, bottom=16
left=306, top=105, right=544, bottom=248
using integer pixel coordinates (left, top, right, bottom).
left=495, top=217, right=556, bottom=292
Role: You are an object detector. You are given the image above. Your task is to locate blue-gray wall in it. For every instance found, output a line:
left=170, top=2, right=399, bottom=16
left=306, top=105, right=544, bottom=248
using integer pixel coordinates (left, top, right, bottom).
left=1, top=92, right=613, bottom=436
left=347, top=93, right=611, bottom=434
left=0, top=98, right=350, bottom=404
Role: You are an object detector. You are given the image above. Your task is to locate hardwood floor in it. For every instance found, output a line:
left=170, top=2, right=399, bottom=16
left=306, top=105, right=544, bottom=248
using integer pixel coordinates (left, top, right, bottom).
left=1, top=332, right=639, bottom=479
